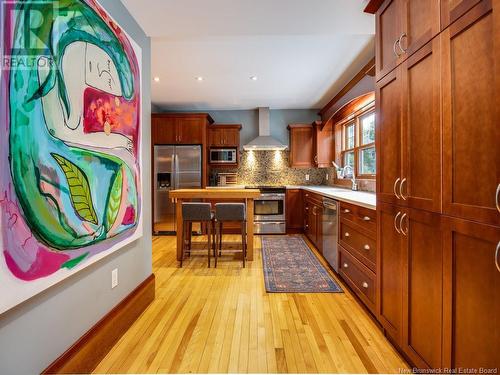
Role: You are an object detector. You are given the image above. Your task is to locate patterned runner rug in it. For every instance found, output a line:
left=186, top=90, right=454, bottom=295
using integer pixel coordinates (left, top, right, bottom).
left=261, top=236, right=343, bottom=293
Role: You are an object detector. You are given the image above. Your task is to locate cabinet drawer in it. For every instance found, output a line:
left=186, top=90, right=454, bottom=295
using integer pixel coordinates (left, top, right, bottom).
left=339, top=221, right=377, bottom=271
left=339, top=201, right=377, bottom=235
left=303, top=191, right=323, bottom=205
left=339, top=247, right=376, bottom=313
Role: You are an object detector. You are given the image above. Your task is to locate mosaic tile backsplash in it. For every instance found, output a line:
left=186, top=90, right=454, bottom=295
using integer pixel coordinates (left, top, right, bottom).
left=210, top=150, right=375, bottom=192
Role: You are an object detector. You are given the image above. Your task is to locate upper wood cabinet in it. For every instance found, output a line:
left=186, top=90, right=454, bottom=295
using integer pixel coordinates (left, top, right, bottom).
left=441, top=0, right=484, bottom=29
left=375, top=0, right=440, bottom=81
left=288, top=124, right=314, bottom=168
left=288, top=121, right=333, bottom=168
left=441, top=1, right=499, bottom=226
left=377, top=37, right=442, bottom=213
left=208, top=124, right=241, bottom=147
left=152, top=113, right=213, bottom=145
left=442, top=216, right=500, bottom=369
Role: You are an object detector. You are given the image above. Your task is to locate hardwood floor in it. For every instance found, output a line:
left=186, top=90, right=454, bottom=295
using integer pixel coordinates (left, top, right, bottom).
left=93, top=235, right=408, bottom=373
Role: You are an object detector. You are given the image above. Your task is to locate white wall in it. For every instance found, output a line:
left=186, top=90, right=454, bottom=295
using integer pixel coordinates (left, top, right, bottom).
left=0, top=1, right=152, bottom=374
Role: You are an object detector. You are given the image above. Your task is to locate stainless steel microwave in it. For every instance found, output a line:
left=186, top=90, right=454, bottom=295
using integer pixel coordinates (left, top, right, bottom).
left=209, top=148, right=237, bottom=164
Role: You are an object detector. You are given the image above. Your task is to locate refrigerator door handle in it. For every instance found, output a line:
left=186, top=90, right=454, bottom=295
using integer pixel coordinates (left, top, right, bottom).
left=174, top=153, right=180, bottom=189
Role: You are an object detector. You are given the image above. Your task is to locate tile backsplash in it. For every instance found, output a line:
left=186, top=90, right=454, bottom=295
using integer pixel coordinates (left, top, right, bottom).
left=210, top=150, right=325, bottom=186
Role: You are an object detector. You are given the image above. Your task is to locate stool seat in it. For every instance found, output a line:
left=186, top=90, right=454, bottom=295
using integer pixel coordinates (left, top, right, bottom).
left=182, top=202, right=213, bottom=221
left=214, top=202, right=246, bottom=221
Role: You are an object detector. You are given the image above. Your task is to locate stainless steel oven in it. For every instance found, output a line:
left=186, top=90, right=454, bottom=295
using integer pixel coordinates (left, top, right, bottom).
left=209, top=148, right=237, bottom=164
left=249, top=186, right=286, bottom=234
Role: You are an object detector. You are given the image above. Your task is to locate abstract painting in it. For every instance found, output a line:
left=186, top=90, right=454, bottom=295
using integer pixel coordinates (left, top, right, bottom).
left=0, top=0, right=142, bottom=314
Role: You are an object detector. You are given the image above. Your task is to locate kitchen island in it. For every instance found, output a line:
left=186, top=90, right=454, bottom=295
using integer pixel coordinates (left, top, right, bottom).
left=169, top=188, right=261, bottom=261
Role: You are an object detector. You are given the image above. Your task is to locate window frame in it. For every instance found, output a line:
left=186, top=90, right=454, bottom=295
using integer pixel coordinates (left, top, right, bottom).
left=340, top=107, right=376, bottom=179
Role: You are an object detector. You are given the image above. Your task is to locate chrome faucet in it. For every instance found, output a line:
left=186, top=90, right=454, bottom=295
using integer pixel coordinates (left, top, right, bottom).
left=343, top=165, right=358, bottom=191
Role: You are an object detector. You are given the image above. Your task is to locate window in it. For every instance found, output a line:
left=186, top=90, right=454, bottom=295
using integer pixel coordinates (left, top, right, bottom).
left=341, top=109, right=376, bottom=178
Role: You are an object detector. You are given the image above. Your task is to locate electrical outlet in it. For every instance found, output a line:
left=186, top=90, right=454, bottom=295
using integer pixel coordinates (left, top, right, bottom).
left=305, top=174, right=310, bottom=181
left=326, top=173, right=329, bottom=180
left=111, top=268, right=118, bottom=289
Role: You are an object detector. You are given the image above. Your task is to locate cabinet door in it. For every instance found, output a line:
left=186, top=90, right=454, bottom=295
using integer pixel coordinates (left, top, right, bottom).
left=152, top=116, right=176, bottom=144
left=400, top=0, right=440, bottom=57
left=286, top=189, right=303, bottom=231
left=305, top=201, right=317, bottom=245
left=289, top=127, right=314, bottom=168
left=442, top=1, right=500, bottom=226
left=441, top=0, right=484, bottom=29
left=223, top=128, right=240, bottom=147
left=177, top=117, right=204, bottom=144
left=402, top=209, right=443, bottom=369
left=442, top=217, right=500, bottom=369
left=376, top=67, right=404, bottom=205
left=314, top=123, right=334, bottom=168
left=376, top=0, right=403, bottom=81
left=377, top=203, right=405, bottom=345
left=402, top=37, right=442, bottom=212
left=208, top=128, right=223, bottom=146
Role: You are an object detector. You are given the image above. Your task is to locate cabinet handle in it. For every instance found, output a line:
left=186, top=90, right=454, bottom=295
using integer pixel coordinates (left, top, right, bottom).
left=400, top=178, right=407, bottom=200
left=344, top=209, right=351, bottom=214
left=495, top=241, right=500, bottom=273
left=344, top=232, right=350, bottom=238
left=393, top=39, right=401, bottom=58
left=362, top=282, right=369, bottom=289
left=314, top=155, right=318, bottom=164
left=496, top=184, right=500, bottom=213
left=362, top=216, right=371, bottom=221
left=400, top=213, right=408, bottom=236
left=397, top=32, right=407, bottom=53
left=364, top=244, right=370, bottom=250
left=394, top=211, right=401, bottom=234
left=393, top=178, right=401, bottom=199
left=343, top=263, right=349, bottom=268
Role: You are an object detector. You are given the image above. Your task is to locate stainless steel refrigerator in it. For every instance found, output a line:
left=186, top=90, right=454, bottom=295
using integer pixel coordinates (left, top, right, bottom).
left=153, top=145, right=202, bottom=234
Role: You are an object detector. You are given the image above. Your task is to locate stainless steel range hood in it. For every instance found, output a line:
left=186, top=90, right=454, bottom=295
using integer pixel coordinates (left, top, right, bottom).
left=243, top=107, right=288, bottom=151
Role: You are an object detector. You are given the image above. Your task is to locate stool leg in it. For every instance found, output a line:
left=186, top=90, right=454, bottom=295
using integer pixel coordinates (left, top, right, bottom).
left=241, top=221, right=246, bottom=268
left=180, top=221, right=186, bottom=267
left=213, top=220, right=217, bottom=268
left=207, top=220, right=211, bottom=268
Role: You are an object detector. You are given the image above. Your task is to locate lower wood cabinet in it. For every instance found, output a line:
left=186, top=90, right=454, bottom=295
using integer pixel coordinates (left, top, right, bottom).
left=303, top=191, right=323, bottom=253
left=442, top=216, right=500, bottom=369
left=285, top=189, right=303, bottom=233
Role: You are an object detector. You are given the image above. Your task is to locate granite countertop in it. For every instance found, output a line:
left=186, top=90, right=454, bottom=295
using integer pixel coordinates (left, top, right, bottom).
left=286, top=185, right=376, bottom=210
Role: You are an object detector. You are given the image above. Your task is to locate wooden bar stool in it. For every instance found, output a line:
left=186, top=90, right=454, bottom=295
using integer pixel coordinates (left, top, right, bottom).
left=181, top=202, right=215, bottom=267
left=214, top=203, right=247, bottom=268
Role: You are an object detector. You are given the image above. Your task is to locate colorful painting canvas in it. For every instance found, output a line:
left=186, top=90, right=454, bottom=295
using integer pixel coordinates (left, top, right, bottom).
left=0, top=0, right=143, bottom=314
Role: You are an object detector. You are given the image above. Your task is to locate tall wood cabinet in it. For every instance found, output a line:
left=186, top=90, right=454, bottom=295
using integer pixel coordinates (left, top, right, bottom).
left=368, top=0, right=500, bottom=370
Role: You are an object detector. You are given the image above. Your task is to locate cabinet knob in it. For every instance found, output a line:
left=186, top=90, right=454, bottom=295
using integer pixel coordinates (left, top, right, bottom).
left=344, top=209, right=350, bottom=213
left=362, top=282, right=369, bottom=289
left=344, top=232, right=350, bottom=238
left=343, top=263, right=348, bottom=268
left=363, top=216, right=371, bottom=221
left=363, top=244, right=370, bottom=250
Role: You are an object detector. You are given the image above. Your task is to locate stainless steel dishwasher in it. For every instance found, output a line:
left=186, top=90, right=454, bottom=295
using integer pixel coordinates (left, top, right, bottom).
left=322, top=198, right=339, bottom=272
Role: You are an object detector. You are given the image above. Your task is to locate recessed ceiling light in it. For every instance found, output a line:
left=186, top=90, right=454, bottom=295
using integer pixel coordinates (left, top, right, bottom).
left=250, top=76, right=258, bottom=81
left=153, top=76, right=160, bottom=82
left=195, top=76, right=203, bottom=81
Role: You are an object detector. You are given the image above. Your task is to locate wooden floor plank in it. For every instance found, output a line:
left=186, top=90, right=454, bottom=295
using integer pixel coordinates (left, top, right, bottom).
left=93, top=234, right=409, bottom=374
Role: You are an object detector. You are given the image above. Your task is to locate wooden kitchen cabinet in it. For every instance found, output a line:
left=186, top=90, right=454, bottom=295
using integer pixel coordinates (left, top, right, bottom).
left=441, top=1, right=500, bottom=226
left=152, top=113, right=213, bottom=145
left=375, top=0, right=440, bottom=81
left=288, top=124, right=314, bottom=168
left=286, top=189, right=303, bottom=233
left=288, top=122, right=333, bottom=168
left=303, top=191, right=323, bottom=252
left=377, top=37, right=442, bottom=213
left=442, top=216, right=500, bottom=369
left=208, top=124, right=241, bottom=147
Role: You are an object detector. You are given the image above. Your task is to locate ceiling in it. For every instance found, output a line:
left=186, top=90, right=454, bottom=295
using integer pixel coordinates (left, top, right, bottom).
left=122, top=0, right=375, bottom=110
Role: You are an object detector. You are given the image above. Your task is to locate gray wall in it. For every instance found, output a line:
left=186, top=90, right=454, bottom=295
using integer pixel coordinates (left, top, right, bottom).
left=0, top=1, right=152, bottom=374
left=158, top=108, right=320, bottom=146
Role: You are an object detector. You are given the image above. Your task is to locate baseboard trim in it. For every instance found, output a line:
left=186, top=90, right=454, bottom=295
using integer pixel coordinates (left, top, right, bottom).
left=42, top=273, right=155, bottom=374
